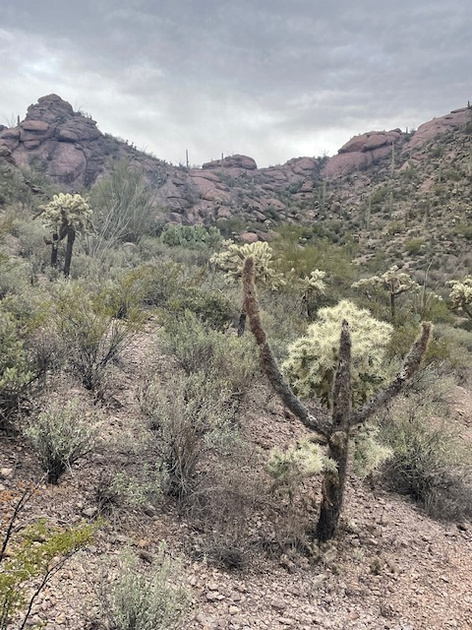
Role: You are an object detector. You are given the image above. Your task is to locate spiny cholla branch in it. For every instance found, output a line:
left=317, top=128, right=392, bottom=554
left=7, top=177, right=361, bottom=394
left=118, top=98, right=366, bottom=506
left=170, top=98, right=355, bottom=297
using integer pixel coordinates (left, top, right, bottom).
left=243, top=256, right=331, bottom=437
left=350, top=321, right=432, bottom=426
left=332, top=320, right=351, bottom=427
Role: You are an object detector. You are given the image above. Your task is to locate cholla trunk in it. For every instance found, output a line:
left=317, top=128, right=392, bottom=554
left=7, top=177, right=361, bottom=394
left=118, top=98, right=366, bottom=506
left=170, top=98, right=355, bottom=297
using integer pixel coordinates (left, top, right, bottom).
left=63, top=227, right=76, bottom=277
left=390, top=292, right=396, bottom=322
left=237, top=309, right=247, bottom=337
left=316, top=320, right=351, bottom=542
left=50, top=233, right=59, bottom=268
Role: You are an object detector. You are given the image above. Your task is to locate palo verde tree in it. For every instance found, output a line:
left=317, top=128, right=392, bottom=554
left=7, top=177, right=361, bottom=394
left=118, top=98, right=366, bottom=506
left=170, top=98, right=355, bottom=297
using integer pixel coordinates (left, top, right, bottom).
left=242, top=256, right=431, bottom=542
left=352, top=265, right=420, bottom=322
left=447, top=275, right=472, bottom=319
left=39, top=193, right=93, bottom=277
left=89, top=158, right=155, bottom=256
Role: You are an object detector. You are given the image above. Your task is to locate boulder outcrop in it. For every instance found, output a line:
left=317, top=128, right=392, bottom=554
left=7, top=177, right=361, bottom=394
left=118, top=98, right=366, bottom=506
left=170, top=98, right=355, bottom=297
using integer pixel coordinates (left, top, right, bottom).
left=1, top=95, right=471, bottom=240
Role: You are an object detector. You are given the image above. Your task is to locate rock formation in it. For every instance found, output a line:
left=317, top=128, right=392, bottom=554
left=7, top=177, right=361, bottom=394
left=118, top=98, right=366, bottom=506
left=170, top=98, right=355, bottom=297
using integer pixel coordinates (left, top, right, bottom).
left=1, top=94, right=471, bottom=240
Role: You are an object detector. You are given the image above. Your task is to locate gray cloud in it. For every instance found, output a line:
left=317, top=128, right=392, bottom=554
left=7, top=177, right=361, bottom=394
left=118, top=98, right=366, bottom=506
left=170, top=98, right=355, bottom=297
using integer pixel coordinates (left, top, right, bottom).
left=1, top=0, right=471, bottom=166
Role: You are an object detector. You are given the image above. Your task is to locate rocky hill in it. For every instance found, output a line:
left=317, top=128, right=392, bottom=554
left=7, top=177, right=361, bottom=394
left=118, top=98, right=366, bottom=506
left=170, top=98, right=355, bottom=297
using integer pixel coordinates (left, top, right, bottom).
left=1, top=94, right=471, bottom=267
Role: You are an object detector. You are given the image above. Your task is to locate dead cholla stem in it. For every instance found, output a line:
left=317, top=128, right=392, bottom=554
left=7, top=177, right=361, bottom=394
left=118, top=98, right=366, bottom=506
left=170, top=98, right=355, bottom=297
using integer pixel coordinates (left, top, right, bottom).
left=242, top=256, right=331, bottom=437
left=349, top=321, right=432, bottom=427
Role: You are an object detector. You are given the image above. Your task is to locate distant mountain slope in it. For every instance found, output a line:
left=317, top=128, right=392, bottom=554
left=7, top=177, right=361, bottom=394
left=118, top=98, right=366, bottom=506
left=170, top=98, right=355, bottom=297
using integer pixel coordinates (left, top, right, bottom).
left=1, top=94, right=471, bottom=271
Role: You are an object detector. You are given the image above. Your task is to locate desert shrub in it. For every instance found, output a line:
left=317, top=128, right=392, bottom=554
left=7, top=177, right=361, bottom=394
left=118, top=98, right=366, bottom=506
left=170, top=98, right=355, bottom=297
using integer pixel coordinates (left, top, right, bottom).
left=95, top=468, right=163, bottom=515
left=89, top=158, right=156, bottom=255
left=160, top=310, right=258, bottom=398
left=282, top=300, right=393, bottom=407
left=141, top=369, right=237, bottom=499
left=52, top=281, right=137, bottom=392
left=167, top=286, right=236, bottom=331
left=161, top=223, right=222, bottom=249
left=0, top=255, right=32, bottom=300
left=272, top=231, right=356, bottom=301
left=0, top=305, right=34, bottom=426
left=192, top=452, right=264, bottom=570
left=404, top=237, right=425, bottom=255
left=24, top=397, right=99, bottom=483
left=97, top=545, right=189, bottom=630
left=0, top=501, right=93, bottom=629
left=378, top=391, right=472, bottom=521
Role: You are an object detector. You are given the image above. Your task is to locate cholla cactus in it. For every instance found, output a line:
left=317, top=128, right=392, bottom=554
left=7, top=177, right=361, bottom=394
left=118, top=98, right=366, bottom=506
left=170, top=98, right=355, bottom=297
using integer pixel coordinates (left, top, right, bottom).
left=40, top=193, right=93, bottom=236
left=267, top=439, right=336, bottom=503
left=447, top=276, right=472, bottom=318
left=242, top=255, right=431, bottom=542
left=39, top=193, right=93, bottom=276
left=287, top=268, right=326, bottom=317
left=211, top=240, right=285, bottom=335
left=282, top=300, right=393, bottom=407
left=352, top=265, right=420, bottom=321
left=210, top=240, right=284, bottom=290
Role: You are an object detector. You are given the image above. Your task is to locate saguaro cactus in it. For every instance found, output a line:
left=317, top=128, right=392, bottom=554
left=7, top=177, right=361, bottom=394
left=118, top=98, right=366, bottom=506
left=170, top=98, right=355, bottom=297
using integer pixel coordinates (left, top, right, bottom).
left=242, top=256, right=431, bottom=541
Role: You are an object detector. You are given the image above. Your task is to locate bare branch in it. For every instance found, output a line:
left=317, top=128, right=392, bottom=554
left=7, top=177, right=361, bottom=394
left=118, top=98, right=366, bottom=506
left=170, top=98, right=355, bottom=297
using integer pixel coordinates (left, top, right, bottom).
left=350, top=321, right=432, bottom=426
left=242, top=256, right=331, bottom=437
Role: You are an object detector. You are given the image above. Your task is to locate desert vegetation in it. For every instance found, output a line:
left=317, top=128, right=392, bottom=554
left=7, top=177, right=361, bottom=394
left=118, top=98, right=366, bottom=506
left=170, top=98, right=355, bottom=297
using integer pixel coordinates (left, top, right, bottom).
left=1, top=152, right=472, bottom=628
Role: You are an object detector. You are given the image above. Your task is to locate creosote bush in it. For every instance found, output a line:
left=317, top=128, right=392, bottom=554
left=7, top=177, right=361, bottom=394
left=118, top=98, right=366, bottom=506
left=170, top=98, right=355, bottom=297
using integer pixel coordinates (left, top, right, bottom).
left=52, top=281, right=138, bottom=392
left=378, top=391, right=472, bottom=521
left=25, top=397, right=99, bottom=484
left=141, top=369, right=237, bottom=499
left=98, top=545, right=190, bottom=630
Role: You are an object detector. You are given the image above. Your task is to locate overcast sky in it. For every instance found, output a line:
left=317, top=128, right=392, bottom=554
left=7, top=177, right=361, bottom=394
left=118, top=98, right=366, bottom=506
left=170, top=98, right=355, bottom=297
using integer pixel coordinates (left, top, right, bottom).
left=1, top=0, right=471, bottom=167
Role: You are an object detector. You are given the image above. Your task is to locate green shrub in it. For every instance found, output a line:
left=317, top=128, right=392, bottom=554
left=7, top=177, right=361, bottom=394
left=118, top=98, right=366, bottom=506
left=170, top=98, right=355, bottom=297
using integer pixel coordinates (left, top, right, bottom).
left=161, top=223, right=222, bottom=249
left=404, top=237, right=425, bottom=255
left=25, top=397, right=99, bottom=483
left=379, top=391, right=472, bottom=521
left=52, top=281, right=137, bottom=391
left=167, top=287, right=235, bottom=331
left=160, top=310, right=257, bottom=398
left=98, top=545, right=189, bottom=630
left=89, top=158, right=156, bottom=254
left=0, top=507, right=93, bottom=629
left=141, top=369, right=237, bottom=499
left=0, top=306, right=33, bottom=426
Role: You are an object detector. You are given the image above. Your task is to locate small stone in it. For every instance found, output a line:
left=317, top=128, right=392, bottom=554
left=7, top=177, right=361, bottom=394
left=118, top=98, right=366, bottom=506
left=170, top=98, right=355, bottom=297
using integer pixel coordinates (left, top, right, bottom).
left=82, top=506, right=98, bottom=518
left=0, top=468, right=13, bottom=479
left=228, top=605, right=240, bottom=615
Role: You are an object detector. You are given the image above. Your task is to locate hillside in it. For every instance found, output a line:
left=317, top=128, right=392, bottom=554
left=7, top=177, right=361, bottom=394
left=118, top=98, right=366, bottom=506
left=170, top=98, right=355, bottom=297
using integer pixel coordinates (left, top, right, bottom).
left=1, top=95, right=471, bottom=272
left=1, top=95, right=472, bottom=630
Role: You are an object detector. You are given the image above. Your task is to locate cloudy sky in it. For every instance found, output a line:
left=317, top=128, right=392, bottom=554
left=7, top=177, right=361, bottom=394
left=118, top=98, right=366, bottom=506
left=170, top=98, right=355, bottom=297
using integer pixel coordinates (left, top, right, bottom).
left=1, top=0, right=471, bottom=167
